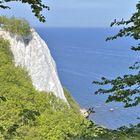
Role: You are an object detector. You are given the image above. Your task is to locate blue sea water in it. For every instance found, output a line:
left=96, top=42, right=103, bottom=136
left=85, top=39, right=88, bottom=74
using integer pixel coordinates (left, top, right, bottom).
left=36, top=27, right=140, bottom=129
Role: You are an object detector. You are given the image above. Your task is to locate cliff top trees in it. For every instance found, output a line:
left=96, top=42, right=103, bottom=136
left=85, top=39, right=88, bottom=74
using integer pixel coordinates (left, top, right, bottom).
left=0, top=0, right=49, bottom=22
left=93, top=1, right=140, bottom=108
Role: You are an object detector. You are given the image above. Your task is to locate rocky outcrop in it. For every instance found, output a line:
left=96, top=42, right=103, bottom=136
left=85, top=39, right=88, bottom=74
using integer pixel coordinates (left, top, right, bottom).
left=0, top=28, right=68, bottom=103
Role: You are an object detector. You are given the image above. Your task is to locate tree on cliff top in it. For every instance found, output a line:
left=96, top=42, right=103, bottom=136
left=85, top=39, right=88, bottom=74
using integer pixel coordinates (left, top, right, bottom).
left=0, top=0, right=49, bottom=22
left=93, top=2, right=140, bottom=108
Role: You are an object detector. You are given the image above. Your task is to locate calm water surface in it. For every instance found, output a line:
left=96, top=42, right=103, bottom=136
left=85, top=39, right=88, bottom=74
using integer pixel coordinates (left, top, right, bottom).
left=36, top=27, right=140, bottom=129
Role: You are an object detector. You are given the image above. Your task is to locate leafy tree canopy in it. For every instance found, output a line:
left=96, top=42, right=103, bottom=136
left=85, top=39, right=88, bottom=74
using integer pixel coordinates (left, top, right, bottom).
left=0, top=0, right=49, bottom=22
left=93, top=2, right=140, bottom=108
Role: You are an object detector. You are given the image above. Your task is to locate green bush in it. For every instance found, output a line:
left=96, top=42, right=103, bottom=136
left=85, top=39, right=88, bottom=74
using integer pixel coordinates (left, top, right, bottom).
left=63, top=88, right=80, bottom=114
left=0, top=16, right=30, bottom=36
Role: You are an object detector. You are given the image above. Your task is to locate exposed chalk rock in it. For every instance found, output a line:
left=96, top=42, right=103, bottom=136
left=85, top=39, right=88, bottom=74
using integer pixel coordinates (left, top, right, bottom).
left=0, top=28, right=68, bottom=103
left=80, top=109, right=89, bottom=118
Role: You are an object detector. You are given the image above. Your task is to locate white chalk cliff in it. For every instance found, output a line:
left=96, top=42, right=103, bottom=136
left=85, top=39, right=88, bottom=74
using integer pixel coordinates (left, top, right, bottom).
left=0, top=28, right=68, bottom=103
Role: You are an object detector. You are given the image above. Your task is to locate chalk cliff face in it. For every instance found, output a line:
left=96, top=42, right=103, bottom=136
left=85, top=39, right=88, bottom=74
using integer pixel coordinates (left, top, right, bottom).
left=0, top=28, right=67, bottom=103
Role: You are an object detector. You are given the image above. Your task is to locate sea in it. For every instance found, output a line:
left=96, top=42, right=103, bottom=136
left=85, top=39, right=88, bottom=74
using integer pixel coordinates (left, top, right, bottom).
left=36, top=27, right=140, bottom=129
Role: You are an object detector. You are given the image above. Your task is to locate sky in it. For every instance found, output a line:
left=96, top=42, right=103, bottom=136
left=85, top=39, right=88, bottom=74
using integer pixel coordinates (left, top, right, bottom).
left=0, top=0, right=139, bottom=27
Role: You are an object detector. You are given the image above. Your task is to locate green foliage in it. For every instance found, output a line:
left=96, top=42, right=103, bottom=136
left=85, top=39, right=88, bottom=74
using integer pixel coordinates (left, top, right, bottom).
left=0, top=36, right=107, bottom=140
left=0, top=0, right=49, bottom=22
left=92, top=3, right=140, bottom=138
left=0, top=16, right=30, bottom=36
left=101, top=124, right=140, bottom=140
left=93, top=2, right=140, bottom=108
left=64, top=88, right=80, bottom=114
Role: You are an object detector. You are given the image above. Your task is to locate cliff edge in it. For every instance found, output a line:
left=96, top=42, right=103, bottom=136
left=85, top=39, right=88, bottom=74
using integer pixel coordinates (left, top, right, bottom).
left=0, top=28, right=67, bottom=103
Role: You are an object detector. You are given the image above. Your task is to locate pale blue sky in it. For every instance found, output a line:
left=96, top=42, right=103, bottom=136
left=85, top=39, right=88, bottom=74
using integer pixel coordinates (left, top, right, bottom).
left=0, top=0, right=139, bottom=27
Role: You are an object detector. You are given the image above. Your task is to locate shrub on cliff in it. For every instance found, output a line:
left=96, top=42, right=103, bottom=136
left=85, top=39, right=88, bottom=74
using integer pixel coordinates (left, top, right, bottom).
left=0, top=16, right=30, bottom=36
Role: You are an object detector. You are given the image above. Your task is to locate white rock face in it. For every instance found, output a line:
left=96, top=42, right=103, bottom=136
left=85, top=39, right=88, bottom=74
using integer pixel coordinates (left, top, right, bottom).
left=80, top=109, right=89, bottom=118
left=0, top=28, right=68, bottom=103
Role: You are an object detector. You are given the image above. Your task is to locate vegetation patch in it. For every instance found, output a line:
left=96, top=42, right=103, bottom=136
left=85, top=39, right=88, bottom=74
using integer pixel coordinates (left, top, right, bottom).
left=63, top=88, right=80, bottom=114
left=0, top=16, right=30, bottom=36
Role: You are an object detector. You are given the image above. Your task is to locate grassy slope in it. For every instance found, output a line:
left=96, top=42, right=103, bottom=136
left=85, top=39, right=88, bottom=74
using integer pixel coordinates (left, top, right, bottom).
left=63, top=88, right=80, bottom=114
